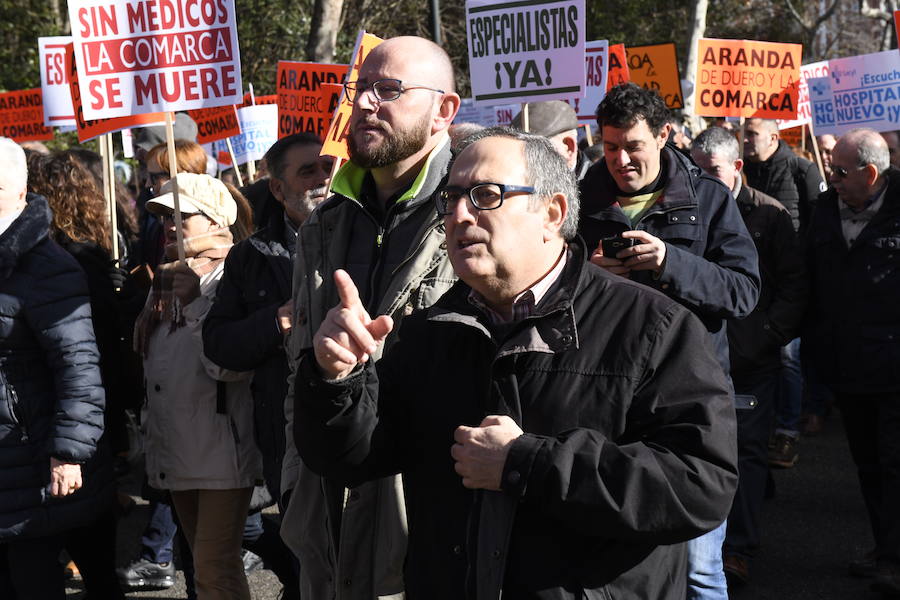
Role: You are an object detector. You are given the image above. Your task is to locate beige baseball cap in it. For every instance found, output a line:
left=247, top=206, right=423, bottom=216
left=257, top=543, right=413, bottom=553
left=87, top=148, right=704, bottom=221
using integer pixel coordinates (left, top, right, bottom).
left=147, top=173, right=237, bottom=228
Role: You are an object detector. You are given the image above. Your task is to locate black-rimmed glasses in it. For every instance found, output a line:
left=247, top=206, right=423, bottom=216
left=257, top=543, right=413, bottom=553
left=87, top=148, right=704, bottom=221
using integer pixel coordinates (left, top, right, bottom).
left=435, top=183, right=536, bottom=216
left=343, top=79, right=445, bottom=104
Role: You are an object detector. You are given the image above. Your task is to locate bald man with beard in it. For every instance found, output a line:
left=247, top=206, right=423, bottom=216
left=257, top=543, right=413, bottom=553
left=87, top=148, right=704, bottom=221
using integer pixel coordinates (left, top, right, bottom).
left=279, top=36, right=460, bottom=600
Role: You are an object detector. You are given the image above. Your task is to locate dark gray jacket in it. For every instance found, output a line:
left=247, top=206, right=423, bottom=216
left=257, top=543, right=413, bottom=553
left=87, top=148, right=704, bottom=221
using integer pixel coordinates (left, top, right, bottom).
left=0, top=195, right=108, bottom=540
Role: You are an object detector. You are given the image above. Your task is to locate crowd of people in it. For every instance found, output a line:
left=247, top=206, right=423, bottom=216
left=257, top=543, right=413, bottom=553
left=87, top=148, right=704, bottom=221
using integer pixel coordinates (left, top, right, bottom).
left=0, top=33, right=898, bottom=600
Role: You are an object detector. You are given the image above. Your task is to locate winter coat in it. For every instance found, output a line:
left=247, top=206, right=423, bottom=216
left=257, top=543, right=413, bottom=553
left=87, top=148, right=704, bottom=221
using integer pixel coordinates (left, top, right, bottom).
left=0, top=195, right=109, bottom=541
left=280, top=138, right=457, bottom=600
left=141, top=263, right=263, bottom=491
left=578, top=144, right=761, bottom=376
left=203, top=210, right=293, bottom=501
left=294, top=239, right=738, bottom=600
left=743, top=139, right=826, bottom=234
left=728, top=185, right=808, bottom=378
left=805, top=167, right=900, bottom=395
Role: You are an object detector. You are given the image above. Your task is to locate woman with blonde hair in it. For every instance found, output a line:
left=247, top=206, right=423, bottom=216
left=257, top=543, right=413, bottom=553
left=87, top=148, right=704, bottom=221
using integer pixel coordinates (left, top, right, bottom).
left=135, top=173, right=262, bottom=600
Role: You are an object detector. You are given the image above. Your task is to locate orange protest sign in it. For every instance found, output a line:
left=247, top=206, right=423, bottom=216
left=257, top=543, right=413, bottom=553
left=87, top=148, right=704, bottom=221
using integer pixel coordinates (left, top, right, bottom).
left=779, top=125, right=803, bottom=148
left=321, top=31, right=384, bottom=159
left=606, top=44, right=630, bottom=91
left=896, top=11, right=900, bottom=50
left=64, top=43, right=164, bottom=143
left=241, top=92, right=277, bottom=107
left=0, top=88, right=54, bottom=143
left=626, top=43, right=683, bottom=109
left=695, top=38, right=801, bottom=119
left=188, top=105, right=241, bottom=144
left=277, top=62, right=347, bottom=139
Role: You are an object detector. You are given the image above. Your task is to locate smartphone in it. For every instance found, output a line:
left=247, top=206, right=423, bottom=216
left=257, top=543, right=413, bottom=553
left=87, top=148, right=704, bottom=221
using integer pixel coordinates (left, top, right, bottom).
left=601, top=236, right=636, bottom=258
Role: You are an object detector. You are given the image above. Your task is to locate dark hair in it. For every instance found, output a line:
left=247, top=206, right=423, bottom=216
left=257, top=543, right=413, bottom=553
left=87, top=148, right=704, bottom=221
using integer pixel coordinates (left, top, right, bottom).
left=264, top=133, right=322, bottom=180
left=596, top=83, right=671, bottom=136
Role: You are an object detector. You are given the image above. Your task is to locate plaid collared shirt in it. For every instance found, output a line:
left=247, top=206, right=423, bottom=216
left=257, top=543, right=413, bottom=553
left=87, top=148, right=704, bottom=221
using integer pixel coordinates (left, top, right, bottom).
left=467, top=246, right=568, bottom=326
left=840, top=184, right=886, bottom=247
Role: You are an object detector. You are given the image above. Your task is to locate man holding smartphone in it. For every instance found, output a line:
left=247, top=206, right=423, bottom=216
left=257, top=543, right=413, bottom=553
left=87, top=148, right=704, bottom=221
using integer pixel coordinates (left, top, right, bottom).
left=578, top=83, right=760, bottom=600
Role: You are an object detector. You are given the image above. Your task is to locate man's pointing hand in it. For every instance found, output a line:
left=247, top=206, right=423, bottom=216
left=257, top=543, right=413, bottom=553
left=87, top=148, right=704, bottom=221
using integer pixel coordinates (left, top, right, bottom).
left=313, top=269, right=394, bottom=379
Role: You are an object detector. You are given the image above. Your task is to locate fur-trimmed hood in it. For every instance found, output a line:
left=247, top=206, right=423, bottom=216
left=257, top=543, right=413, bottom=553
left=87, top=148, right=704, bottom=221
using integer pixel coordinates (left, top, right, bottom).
left=0, top=193, right=52, bottom=283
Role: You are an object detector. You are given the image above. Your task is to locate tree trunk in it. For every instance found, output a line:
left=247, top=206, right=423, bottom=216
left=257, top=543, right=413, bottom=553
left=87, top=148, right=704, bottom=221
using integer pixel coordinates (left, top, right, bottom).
left=683, top=0, right=709, bottom=134
left=306, top=0, right=345, bottom=63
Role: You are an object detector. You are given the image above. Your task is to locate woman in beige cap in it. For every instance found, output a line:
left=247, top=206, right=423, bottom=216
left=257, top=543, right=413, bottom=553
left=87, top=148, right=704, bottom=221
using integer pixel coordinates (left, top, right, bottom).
left=135, top=172, right=262, bottom=600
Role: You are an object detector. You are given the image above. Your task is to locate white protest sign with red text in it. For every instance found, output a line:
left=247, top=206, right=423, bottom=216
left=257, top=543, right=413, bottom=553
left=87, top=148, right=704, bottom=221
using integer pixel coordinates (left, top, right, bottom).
left=68, top=0, right=242, bottom=120
left=778, top=61, right=829, bottom=131
left=566, top=40, right=607, bottom=125
left=38, top=36, right=76, bottom=127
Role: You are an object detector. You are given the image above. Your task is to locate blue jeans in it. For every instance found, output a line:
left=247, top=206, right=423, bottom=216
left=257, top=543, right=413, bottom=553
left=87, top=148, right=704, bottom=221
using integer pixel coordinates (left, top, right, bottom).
left=776, top=338, right=802, bottom=433
left=686, top=520, right=728, bottom=600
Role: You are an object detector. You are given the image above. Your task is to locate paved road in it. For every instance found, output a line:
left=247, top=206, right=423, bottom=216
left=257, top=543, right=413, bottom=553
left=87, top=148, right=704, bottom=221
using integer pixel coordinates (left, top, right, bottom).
left=65, top=411, right=876, bottom=599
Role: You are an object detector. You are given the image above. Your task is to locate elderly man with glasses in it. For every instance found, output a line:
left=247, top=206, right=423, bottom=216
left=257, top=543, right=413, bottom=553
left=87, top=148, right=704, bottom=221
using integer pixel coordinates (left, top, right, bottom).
left=279, top=35, right=460, bottom=600
left=805, top=128, right=900, bottom=596
left=293, top=127, right=737, bottom=599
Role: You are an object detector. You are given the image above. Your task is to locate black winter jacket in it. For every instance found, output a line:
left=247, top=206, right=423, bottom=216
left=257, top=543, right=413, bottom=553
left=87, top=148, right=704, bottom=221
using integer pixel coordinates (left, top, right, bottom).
left=728, top=185, right=808, bottom=377
left=0, top=195, right=109, bottom=540
left=743, top=140, right=825, bottom=234
left=578, top=145, right=761, bottom=376
left=295, top=240, right=738, bottom=600
left=203, top=208, right=293, bottom=500
left=805, top=167, right=900, bottom=395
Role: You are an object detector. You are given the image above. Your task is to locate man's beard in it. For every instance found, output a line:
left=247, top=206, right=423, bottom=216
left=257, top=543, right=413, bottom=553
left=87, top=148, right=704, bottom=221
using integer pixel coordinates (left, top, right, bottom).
left=285, top=185, right=328, bottom=223
left=348, top=113, right=431, bottom=169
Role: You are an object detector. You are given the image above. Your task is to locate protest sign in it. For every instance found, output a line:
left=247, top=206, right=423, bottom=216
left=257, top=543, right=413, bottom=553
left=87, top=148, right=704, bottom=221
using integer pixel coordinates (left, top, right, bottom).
left=455, top=98, right=520, bottom=127
left=68, top=0, right=242, bottom=120
left=465, top=0, right=586, bottom=105
left=39, top=36, right=76, bottom=127
left=695, top=38, right=801, bottom=119
left=779, top=125, right=803, bottom=148
left=230, top=104, right=277, bottom=165
left=321, top=31, right=384, bottom=159
left=626, top=42, right=683, bottom=109
left=564, top=40, right=607, bottom=125
left=277, top=61, right=347, bottom=139
left=777, top=61, right=829, bottom=130
left=896, top=11, right=900, bottom=50
left=0, top=89, right=54, bottom=143
left=808, top=50, right=900, bottom=136
left=64, top=42, right=165, bottom=142
left=606, top=43, right=629, bottom=91
left=242, top=92, right=276, bottom=107
left=188, top=105, right=240, bottom=144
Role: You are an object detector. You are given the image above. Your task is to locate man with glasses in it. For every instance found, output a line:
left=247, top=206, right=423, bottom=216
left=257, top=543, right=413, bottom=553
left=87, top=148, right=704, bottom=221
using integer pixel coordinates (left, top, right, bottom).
left=805, top=128, right=900, bottom=596
left=279, top=35, right=460, bottom=600
left=578, top=84, right=759, bottom=600
left=292, top=127, right=737, bottom=599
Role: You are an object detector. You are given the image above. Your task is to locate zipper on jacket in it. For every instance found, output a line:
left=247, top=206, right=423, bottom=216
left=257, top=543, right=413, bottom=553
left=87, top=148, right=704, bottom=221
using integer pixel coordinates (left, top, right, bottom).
left=7, top=385, right=27, bottom=442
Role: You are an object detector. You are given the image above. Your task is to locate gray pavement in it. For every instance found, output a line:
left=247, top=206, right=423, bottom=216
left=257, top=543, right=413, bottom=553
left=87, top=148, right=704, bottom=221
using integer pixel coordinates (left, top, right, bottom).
left=65, top=411, right=878, bottom=599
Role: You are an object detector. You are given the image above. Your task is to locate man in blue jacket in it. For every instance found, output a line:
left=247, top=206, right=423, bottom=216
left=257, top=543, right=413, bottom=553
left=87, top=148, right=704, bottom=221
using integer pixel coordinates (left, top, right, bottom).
left=578, top=83, right=760, bottom=600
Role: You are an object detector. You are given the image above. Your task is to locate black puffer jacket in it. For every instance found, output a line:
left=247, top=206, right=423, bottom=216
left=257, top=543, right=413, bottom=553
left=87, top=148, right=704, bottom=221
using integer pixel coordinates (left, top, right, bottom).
left=0, top=195, right=109, bottom=540
left=295, top=240, right=738, bottom=600
left=203, top=208, right=293, bottom=501
left=743, top=139, right=825, bottom=234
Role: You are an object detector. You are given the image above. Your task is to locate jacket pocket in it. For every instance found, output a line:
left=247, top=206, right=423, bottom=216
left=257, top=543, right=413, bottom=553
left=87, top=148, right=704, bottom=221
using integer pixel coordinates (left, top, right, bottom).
left=645, top=209, right=702, bottom=245
left=410, top=276, right=457, bottom=310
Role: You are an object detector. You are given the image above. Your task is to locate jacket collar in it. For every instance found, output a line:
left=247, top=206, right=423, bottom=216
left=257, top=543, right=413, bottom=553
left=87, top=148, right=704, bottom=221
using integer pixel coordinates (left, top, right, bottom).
left=0, top=194, right=52, bottom=283
left=425, top=238, right=590, bottom=356
left=581, top=144, right=704, bottom=218
left=329, top=136, right=451, bottom=208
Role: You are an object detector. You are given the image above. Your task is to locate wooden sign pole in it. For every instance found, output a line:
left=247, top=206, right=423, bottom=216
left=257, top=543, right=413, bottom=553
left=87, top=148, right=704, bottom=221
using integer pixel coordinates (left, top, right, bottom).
left=224, top=137, right=245, bottom=187
left=106, top=134, right=119, bottom=262
left=165, top=112, right=186, bottom=262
